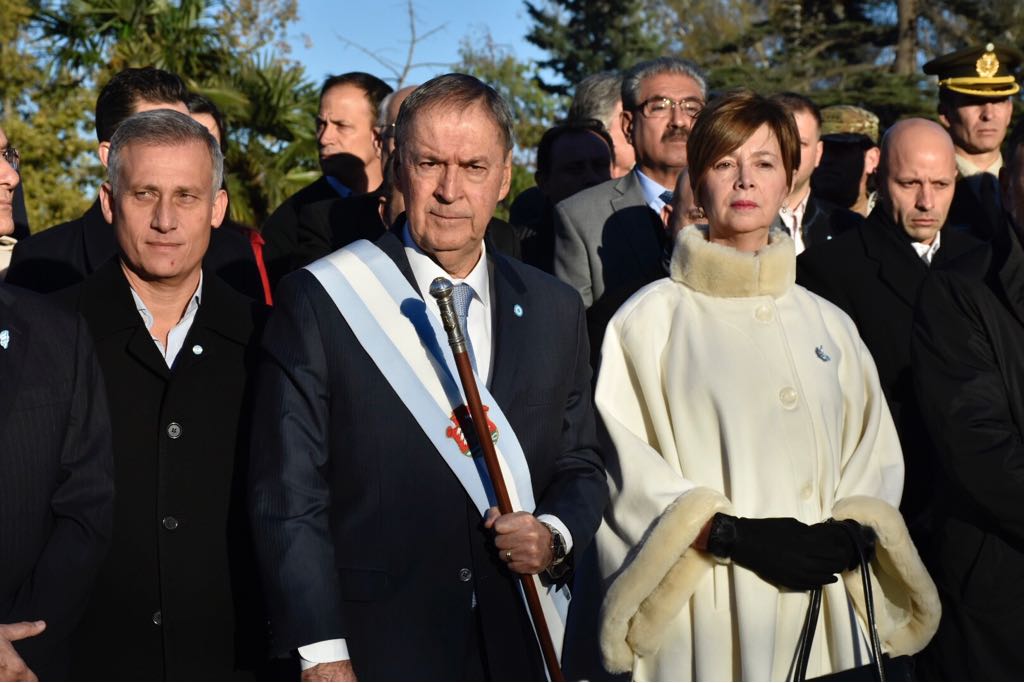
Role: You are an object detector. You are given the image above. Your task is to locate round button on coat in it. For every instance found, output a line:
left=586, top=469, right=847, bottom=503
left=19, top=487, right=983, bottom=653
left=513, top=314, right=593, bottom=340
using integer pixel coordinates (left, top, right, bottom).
left=162, top=516, right=179, bottom=531
left=167, top=422, right=182, bottom=439
left=458, top=568, right=472, bottom=582
left=779, top=387, right=798, bottom=409
left=152, top=611, right=162, bottom=626
left=754, top=304, right=774, bottom=323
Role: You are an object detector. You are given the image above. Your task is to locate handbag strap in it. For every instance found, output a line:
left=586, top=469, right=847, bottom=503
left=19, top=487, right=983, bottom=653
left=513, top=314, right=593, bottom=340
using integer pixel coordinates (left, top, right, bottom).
left=789, top=520, right=885, bottom=682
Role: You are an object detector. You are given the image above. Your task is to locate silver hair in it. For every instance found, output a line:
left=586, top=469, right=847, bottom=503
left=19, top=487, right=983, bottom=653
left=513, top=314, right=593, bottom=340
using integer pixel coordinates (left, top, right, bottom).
left=568, top=71, right=623, bottom=131
left=393, top=73, right=515, bottom=162
left=107, top=109, right=224, bottom=196
left=621, top=57, right=708, bottom=111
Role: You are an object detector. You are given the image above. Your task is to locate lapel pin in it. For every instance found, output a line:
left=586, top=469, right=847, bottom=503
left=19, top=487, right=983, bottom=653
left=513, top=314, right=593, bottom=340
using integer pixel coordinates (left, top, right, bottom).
left=0, top=329, right=9, bottom=350
left=192, top=344, right=204, bottom=356
left=815, top=345, right=831, bottom=362
left=513, top=304, right=524, bottom=318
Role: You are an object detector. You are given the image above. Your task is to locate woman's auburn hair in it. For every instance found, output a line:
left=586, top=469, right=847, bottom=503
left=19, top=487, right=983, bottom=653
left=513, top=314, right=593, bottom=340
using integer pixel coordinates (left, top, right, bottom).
left=687, top=88, right=800, bottom=198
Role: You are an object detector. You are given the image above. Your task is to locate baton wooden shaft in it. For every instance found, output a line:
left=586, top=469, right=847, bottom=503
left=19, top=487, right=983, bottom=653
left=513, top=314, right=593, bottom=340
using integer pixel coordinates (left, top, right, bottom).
left=450, top=350, right=565, bottom=682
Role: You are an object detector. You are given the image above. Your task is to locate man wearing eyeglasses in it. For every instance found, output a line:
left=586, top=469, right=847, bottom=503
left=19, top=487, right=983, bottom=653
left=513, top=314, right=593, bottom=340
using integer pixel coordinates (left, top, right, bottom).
left=553, top=57, right=707, bottom=311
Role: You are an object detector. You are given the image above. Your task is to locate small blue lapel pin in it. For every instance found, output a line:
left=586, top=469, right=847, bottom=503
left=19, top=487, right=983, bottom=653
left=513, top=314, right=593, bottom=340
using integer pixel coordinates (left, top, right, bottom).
left=815, top=345, right=831, bottom=362
left=0, top=329, right=9, bottom=350
left=513, top=304, right=524, bottom=318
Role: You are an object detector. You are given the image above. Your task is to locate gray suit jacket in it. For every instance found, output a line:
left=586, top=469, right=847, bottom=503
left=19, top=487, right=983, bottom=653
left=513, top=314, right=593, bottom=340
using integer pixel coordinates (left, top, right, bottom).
left=553, top=171, right=665, bottom=308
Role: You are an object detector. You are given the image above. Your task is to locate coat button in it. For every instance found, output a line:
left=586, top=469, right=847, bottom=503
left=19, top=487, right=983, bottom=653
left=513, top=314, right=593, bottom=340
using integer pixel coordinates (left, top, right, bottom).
left=152, top=610, right=162, bottom=626
left=754, top=304, right=774, bottom=323
left=458, top=568, right=472, bottom=582
left=162, top=516, right=179, bottom=531
left=779, top=387, right=798, bottom=409
left=801, top=485, right=814, bottom=500
left=167, top=422, right=182, bottom=439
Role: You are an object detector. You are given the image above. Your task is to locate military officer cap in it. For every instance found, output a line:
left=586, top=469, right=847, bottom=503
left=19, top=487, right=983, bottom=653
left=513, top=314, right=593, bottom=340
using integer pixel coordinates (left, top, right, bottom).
left=923, top=42, right=1023, bottom=97
left=820, top=105, right=880, bottom=143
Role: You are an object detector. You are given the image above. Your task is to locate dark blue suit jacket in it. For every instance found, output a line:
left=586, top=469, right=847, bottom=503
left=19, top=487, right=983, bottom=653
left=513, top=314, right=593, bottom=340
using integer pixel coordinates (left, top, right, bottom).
left=0, top=283, right=114, bottom=679
left=249, top=231, right=607, bottom=680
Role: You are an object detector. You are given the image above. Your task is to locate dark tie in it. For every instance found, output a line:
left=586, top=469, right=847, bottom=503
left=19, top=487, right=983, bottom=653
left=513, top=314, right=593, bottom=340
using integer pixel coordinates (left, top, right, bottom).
left=658, top=190, right=675, bottom=272
left=452, top=282, right=477, bottom=371
left=979, top=172, right=1001, bottom=240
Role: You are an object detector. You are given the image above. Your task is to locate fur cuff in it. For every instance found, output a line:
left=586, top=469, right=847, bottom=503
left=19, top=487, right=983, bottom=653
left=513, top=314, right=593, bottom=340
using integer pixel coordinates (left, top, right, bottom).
left=832, top=496, right=941, bottom=656
left=600, top=487, right=732, bottom=673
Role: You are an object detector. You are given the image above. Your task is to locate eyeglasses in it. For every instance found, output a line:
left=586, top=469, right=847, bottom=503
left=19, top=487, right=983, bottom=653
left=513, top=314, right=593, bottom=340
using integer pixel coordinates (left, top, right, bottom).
left=1, top=146, right=19, bottom=172
left=639, top=97, right=704, bottom=119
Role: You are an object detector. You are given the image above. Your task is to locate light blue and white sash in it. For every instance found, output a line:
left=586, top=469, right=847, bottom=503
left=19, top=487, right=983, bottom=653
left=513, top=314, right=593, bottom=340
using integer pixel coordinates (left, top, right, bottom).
left=306, top=240, right=569, bottom=673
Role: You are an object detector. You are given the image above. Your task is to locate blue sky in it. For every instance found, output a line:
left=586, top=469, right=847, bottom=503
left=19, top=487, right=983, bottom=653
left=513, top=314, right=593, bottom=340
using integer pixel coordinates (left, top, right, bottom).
left=290, top=0, right=547, bottom=86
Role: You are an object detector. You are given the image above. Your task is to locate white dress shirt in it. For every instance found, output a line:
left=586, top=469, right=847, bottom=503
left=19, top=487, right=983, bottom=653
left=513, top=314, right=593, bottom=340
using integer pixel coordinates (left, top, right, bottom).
left=299, top=226, right=573, bottom=669
left=911, top=230, right=942, bottom=265
left=635, top=168, right=674, bottom=215
left=130, top=272, right=203, bottom=368
left=779, top=191, right=810, bottom=255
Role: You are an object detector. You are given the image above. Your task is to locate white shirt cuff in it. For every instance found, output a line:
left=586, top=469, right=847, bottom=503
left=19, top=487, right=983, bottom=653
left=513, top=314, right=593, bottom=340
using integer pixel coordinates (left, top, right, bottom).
left=536, top=513, right=574, bottom=554
left=298, top=639, right=349, bottom=671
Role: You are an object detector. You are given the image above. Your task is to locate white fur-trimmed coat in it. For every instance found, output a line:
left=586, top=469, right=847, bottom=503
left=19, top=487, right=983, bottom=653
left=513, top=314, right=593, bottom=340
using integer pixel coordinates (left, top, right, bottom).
left=595, top=226, right=939, bottom=681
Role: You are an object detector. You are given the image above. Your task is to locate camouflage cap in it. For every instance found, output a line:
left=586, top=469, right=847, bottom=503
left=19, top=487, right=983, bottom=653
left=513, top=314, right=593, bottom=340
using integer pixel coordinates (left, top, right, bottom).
left=820, top=105, right=880, bottom=143
left=923, top=42, right=1022, bottom=97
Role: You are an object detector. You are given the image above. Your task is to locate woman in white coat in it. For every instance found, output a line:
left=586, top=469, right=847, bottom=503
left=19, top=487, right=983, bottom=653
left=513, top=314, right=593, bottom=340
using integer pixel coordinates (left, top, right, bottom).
left=595, top=90, right=939, bottom=681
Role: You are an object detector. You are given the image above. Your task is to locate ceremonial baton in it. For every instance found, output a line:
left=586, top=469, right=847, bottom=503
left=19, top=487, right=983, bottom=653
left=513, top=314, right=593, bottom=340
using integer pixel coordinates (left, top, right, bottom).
left=429, top=277, right=565, bottom=682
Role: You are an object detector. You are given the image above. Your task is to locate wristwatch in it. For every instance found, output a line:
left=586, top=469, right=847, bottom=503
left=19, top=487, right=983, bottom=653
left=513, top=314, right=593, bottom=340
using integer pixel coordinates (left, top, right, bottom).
left=542, top=522, right=568, bottom=574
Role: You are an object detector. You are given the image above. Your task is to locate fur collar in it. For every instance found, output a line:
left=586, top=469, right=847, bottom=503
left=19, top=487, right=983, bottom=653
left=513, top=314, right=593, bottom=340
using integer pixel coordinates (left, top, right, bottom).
left=670, top=224, right=795, bottom=299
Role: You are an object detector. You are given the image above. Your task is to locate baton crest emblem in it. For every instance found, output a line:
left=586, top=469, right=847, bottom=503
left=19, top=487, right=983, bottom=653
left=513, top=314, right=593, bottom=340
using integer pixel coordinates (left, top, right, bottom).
left=446, top=404, right=500, bottom=456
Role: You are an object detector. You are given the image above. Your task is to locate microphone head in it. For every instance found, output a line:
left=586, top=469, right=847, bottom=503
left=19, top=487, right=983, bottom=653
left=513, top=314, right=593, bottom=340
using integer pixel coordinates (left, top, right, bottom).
left=429, top=276, right=454, bottom=302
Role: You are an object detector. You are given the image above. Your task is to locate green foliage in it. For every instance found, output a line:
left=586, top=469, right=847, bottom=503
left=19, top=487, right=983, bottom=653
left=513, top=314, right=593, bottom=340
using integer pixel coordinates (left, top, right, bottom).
left=525, top=0, right=667, bottom=95
left=1, top=0, right=94, bottom=231
left=457, top=33, right=564, bottom=219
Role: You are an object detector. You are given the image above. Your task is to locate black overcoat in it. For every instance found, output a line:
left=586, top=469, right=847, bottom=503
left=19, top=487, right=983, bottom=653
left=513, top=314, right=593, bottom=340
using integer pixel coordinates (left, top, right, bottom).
left=912, top=222, right=1024, bottom=679
left=64, top=259, right=269, bottom=680
left=249, top=230, right=608, bottom=681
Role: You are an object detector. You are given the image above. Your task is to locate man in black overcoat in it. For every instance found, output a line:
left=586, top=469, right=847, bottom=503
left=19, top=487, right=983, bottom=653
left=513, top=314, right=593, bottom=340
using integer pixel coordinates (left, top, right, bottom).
left=250, top=74, right=608, bottom=681
left=6, top=67, right=262, bottom=300
left=797, top=119, right=983, bottom=543
left=64, top=110, right=272, bottom=680
left=911, top=116, right=1024, bottom=680
left=0, top=271, right=114, bottom=679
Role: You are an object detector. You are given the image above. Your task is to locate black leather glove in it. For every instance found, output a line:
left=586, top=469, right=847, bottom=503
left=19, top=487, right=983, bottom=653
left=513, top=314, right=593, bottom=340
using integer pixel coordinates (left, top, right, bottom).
left=705, top=514, right=874, bottom=591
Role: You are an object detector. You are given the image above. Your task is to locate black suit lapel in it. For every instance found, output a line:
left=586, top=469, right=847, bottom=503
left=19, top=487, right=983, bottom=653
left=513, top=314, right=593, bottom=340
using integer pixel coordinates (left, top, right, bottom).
left=79, top=259, right=170, bottom=380
left=487, top=253, right=527, bottom=404
left=860, top=212, right=928, bottom=308
left=0, top=292, right=29, bottom=437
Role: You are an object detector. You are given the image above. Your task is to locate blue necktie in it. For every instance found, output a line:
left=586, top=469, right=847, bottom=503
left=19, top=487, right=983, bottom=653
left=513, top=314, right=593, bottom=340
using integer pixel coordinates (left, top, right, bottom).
left=452, top=282, right=477, bottom=371
left=659, top=190, right=674, bottom=205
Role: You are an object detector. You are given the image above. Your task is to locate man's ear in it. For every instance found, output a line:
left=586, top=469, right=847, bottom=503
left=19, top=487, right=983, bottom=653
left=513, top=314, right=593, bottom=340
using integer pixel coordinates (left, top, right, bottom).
left=937, top=101, right=952, bottom=129
left=864, top=147, right=881, bottom=175
left=813, top=139, right=824, bottom=168
left=98, top=141, right=111, bottom=168
left=99, top=182, right=115, bottom=225
left=622, top=110, right=634, bottom=144
left=497, top=151, right=513, bottom=202
left=211, top=188, right=228, bottom=229
left=372, top=125, right=384, bottom=159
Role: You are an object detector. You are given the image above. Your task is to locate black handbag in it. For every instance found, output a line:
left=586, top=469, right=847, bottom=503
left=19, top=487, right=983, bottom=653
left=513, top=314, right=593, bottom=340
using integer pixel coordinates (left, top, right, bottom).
left=790, top=520, right=915, bottom=682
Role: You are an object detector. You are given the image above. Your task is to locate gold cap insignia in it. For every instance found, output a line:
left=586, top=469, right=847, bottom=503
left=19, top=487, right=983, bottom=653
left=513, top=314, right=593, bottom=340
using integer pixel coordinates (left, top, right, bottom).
left=977, top=44, right=1000, bottom=78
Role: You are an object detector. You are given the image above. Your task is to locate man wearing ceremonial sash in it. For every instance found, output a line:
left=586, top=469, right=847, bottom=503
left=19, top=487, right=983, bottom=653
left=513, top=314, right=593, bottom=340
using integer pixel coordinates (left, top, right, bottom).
left=250, top=74, right=608, bottom=681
